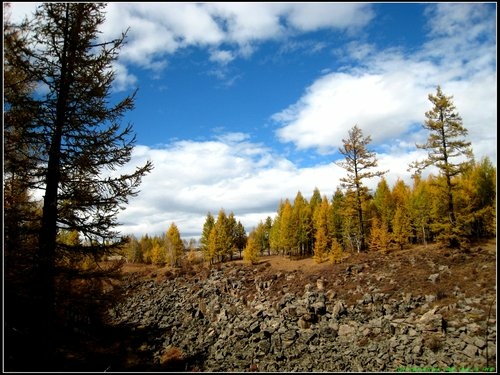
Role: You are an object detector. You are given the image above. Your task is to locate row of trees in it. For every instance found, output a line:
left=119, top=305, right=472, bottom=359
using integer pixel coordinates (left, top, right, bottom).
left=126, top=150, right=495, bottom=267
left=122, top=223, right=186, bottom=266
left=120, top=209, right=248, bottom=266
left=245, top=156, right=495, bottom=264
left=199, top=210, right=248, bottom=263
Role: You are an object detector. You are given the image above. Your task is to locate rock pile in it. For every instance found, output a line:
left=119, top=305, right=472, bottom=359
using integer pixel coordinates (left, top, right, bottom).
left=108, top=263, right=496, bottom=372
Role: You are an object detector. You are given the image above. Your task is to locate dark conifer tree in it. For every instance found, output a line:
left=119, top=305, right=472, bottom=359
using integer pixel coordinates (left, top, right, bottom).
left=6, top=3, right=153, bottom=367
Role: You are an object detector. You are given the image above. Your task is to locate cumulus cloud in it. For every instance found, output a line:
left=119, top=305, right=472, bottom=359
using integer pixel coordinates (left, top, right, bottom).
left=209, top=49, right=235, bottom=65
left=116, top=132, right=432, bottom=239
left=9, top=2, right=374, bottom=91
left=285, top=3, right=374, bottom=31
left=272, top=3, right=496, bottom=164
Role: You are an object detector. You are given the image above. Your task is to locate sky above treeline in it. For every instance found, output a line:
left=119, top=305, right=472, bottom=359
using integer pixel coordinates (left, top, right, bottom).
left=9, top=2, right=497, bottom=240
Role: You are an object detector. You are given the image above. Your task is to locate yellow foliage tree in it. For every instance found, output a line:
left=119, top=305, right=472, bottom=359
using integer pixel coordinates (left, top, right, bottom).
left=369, top=216, right=391, bottom=252
left=314, top=227, right=329, bottom=263
left=151, top=241, right=166, bottom=266
left=392, top=206, right=412, bottom=250
left=329, top=238, right=344, bottom=264
left=166, top=223, right=184, bottom=267
left=243, top=234, right=260, bottom=265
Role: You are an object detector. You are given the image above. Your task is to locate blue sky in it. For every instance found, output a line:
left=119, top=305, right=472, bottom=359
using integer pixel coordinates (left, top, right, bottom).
left=9, top=2, right=497, bottom=240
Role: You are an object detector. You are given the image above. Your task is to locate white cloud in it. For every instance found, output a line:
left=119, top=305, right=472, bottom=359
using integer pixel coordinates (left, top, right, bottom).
left=117, top=132, right=434, bottom=239
left=273, top=68, right=432, bottom=154
left=9, top=2, right=374, bottom=91
left=285, top=3, right=374, bottom=32
left=273, top=3, right=496, bottom=165
left=4, top=2, right=40, bottom=23
left=209, top=49, right=235, bottom=65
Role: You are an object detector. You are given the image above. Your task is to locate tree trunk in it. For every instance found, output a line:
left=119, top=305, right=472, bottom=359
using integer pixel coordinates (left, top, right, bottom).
left=37, top=5, right=74, bottom=366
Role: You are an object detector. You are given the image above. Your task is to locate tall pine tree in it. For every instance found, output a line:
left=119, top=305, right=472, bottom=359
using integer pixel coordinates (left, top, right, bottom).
left=6, top=4, right=153, bottom=367
left=409, top=86, right=474, bottom=247
left=336, top=125, right=386, bottom=251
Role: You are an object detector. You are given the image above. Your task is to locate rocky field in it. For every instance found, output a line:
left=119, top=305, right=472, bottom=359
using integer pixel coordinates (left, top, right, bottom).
left=84, top=240, right=496, bottom=372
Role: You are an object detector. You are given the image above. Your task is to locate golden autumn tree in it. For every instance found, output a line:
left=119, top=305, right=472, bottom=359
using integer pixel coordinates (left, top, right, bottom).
left=372, top=177, right=394, bottom=231
left=279, top=199, right=295, bottom=255
left=313, top=196, right=330, bottom=263
left=200, top=212, right=215, bottom=263
left=337, top=125, right=387, bottom=252
left=392, top=206, right=412, bottom=250
left=292, top=191, right=313, bottom=257
left=454, top=157, right=496, bottom=241
left=391, top=179, right=412, bottom=250
left=243, top=232, right=261, bottom=265
left=166, top=223, right=184, bottom=267
left=151, top=237, right=166, bottom=266
left=329, top=238, right=345, bottom=264
left=369, top=216, right=391, bottom=252
left=408, top=175, right=434, bottom=246
left=328, top=187, right=345, bottom=247
left=214, top=209, right=232, bottom=263
left=207, top=226, right=218, bottom=265
left=409, top=86, right=474, bottom=247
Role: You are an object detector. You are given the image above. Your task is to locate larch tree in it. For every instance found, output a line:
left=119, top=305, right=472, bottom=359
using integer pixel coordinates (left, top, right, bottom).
left=207, top=226, right=218, bottom=265
left=243, top=232, right=260, bottom=265
left=278, top=199, right=295, bottom=255
left=139, top=234, right=154, bottom=264
left=264, top=216, right=273, bottom=255
left=292, top=191, right=313, bottom=257
left=336, top=125, right=387, bottom=252
left=455, top=157, right=496, bottom=240
left=200, top=212, right=215, bottom=262
left=214, top=209, right=232, bottom=262
left=329, top=238, right=344, bottom=264
left=372, top=177, right=394, bottom=230
left=328, top=188, right=345, bottom=246
left=391, top=179, right=412, bottom=250
left=369, top=216, right=391, bottom=253
left=313, top=196, right=330, bottom=263
left=165, top=223, right=184, bottom=267
left=253, top=220, right=269, bottom=256
left=269, top=200, right=285, bottom=255
left=408, top=175, right=433, bottom=246
left=392, top=206, right=412, bottom=250
left=125, top=235, right=142, bottom=263
left=409, top=86, right=474, bottom=247
left=6, top=3, right=153, bottom=365
left=309, top=187, right=323, bottom=214
left=226, top=212, right=238, bottom=261
left=234, top=220, right=248, bottom=258
left=151, top=238, right=166, bottom=266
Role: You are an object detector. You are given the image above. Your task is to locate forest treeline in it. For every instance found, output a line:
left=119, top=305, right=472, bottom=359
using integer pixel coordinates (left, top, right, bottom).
left=122, top=154, right=496, bottom=266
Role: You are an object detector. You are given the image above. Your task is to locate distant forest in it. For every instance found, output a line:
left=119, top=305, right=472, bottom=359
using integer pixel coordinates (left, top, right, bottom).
left=121, top=154, right=496, bottom=266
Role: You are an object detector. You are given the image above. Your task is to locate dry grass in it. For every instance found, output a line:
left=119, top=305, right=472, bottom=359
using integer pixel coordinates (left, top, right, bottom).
left=160, top=346, right=185, bottom=367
